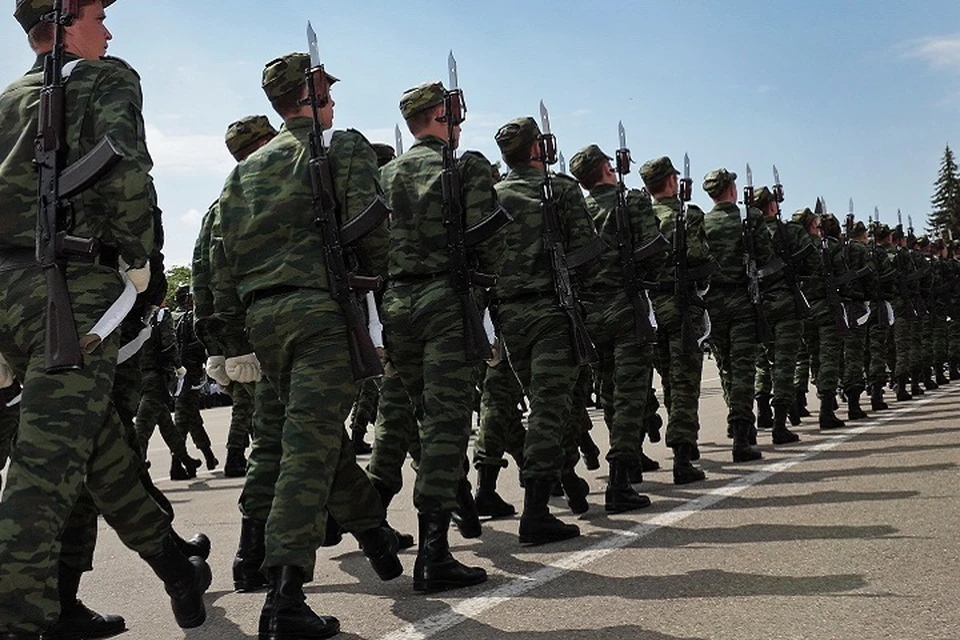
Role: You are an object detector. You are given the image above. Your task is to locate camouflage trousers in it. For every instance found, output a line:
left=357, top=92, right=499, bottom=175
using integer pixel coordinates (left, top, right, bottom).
left=135, top=371, right=190, bottom=462
left=587, top=292, right=652, bottom=465
left=794, top=336, right=811, bottom=394
left=755, top=310, right=803, bottom=408
left=382, top=282, right=474, bottom=513
left=349, top=378, right=380, bottom=433
left=238, top=380, right=284, bottom=521
left=174, top=386, right=211, bottom=450
left=931, top=314, right=949, bottom=365
left=498, top=296, right=580, bottom=482
left=866, top=321, right=891, bottom=387
left=0, top=265, right=170, bottom=634
left=893, top=307, right=919, bottom=378
left=226, top=381, right=254, bottom=451
left=246, top=290, right=383, bottom=578
left=708, top=293, right=759, bottom=428
left=473, top=358, right=526, bottom=470
left=366, top=371, right=420, bottom=497
left=842, top=325, right=867, bottom=390
left=564, top=367, right=593, bottom=471
left=804, top=301, right=842, bottom=395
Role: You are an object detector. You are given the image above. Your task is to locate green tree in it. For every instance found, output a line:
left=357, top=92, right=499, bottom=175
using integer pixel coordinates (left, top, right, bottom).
left=928, top=144, right=960, bottom=238
left=165, top=265, right=191, bottom=309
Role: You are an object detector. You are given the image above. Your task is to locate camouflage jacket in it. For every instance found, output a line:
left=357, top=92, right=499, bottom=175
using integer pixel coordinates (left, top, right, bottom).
left=492, top=165, right=600, bottom=300
left=211, top=120, right=388, bottom=356
left=140, top=307, right=180, bottom=373
left=647, top=196, right=712, bottom=288
left=891, top=246, right=920, bottom=305
left=703, top=201, right=779, bottom=290
left=841, top=240, right=875, bottom=302
left=379, top=135, right=502, bottom=281
left=191, top=200, right=222, bottom=355
left=802, top=235, right=847, bottom=302
left=763, top=215, right=817, bottom=284
left=0, top=54, right=154, bottom=267
left=582, top=184, right=661, bottom=293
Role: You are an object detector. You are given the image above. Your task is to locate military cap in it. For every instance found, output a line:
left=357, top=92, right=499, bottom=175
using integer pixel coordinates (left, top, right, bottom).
left=916, top=234, right=930, bottom=248
left=174, top=284, right=190, bottom=305
left=639, top=156, right=679, bottom=187
left=399, top=81, right=446, bottom=120
left=224, top=115, right=277, bottom=161
left=702, top=168, right=738, bottom=198
left=494, top=117, right=540, bottom=155
left=850, top=220, right=867, bottom=237
left=874, top=223, right=892, bottom=240
left=892, top=226, right=905, bottom=241
left=371, top=142, right=396, bottom=168
left=792, top=207, right=819, bottom=227
left=569, top=145, right=612, bottom=183
left=951, top=239, right=960, bottom=252
left=15, top=0, right=115, bottom=33
left=261, top=52, right=338, bottom=102
left=752, top=186, right=774, bottom=211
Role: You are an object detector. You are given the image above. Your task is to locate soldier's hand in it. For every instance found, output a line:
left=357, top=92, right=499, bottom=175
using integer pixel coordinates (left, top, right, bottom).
left=205, top=356, right=231, bottom=386
left=486, top=338, right=502, bottom=367
left=378, top=347, right=397, bottom=377
left=226, top=353, right=262, bottom=383
left=0, top=353, right=14, bottom=389
left=175, top=366, right=187, bottom=378
left=125, top=264, right=151, bottom=293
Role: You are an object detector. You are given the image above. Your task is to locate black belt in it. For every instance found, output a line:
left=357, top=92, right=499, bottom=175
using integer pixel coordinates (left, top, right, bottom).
left=248, top=285, right=302, bottom=305
left=0, top=248, right=36, bottom=272
left=387, top=272, right=447, bottom=288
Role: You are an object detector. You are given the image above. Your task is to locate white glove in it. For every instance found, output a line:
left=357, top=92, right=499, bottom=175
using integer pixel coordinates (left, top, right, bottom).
left=0, top=353, right=14, bottom=389
left=205, top=356, right=230, bottom=386
left=125, top=265, right=151, bottom=293
left=175, top=366, right=187, bottom=378
left=225, top=353, right=262, bottom=383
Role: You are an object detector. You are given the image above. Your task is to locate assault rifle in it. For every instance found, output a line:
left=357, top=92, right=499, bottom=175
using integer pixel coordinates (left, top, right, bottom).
left=675, top=153, right=700, bottom=354
left=36, top=0, right=124, bottom=372
left=538, top=101, right=600, bottom=365
left=305, top=22, right=391, bottom=380
left=615, top=122, right=668, bottom=345
left=869, top=208, right=893, bottom=327
left=440, top=51, right=511, bottom=363
left=815, top=198, right=850, bottom=333
left=741, top=165, right=773, bottom=342
left=771, top=166, right=812, bottom=316
left=894, top=209, right=919, bottom=318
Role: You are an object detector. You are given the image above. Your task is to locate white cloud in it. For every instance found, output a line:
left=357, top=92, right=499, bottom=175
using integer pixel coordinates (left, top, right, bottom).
left=902, top=34, right=960, bottom=72
left=145, top=124, right=234, bottom=177
left=179, top=208, right=202, bottom=227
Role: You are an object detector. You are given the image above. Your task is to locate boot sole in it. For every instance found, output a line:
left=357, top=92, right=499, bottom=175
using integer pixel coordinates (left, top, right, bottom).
left=412, top=574, right=488, bottom=593
left=518, top=530, right=580, bottom=546
left=234, top=580, right=269, bottom=593
left=732, top=453, right=763, bottom=463
left=604, top=499, right=652, bottom=513
left=261, top=623, right=340, bottom=640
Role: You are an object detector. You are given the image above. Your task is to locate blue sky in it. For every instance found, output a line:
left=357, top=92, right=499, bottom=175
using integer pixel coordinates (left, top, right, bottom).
left=2, top=1, right=959, bottom=267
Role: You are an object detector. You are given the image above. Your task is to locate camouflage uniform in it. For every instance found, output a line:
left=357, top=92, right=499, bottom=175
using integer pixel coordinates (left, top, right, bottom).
left=864, top=228, right=896, bottom=407
left=890, top=232, right=921, bottom=395
left=840, top=228, right=876, bottom=417
left=366, top=371, right=420, bottom=498
left=473, top=357, right=526, bottom=471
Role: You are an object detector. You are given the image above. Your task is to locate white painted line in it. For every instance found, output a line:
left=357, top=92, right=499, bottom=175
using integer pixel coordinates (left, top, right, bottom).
left=378, top=385, right=959, bottom=640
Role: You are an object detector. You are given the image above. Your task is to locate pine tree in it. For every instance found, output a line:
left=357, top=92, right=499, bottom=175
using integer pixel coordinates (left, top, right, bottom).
left=928, top=144, right=960, bottom=238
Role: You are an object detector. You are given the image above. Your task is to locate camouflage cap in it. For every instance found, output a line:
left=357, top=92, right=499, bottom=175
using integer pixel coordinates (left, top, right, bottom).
left=702, top=168, right=738, bottom=198
left=874, top=223, right=892, bottom=240
left=892, top=226, right=905, bottom=241
left=261, top=52, right=338, bottom=102
left=494, top=117, right=540, bottom=155
left=753, top=186, right=774, bottom=211
left=224, top=115, right=277, bottom=161
left=569, top=144, right=612, bottom=183
left=917, top=234, right=931, bottom=248
left=399, top=81, right=446, bottom=120
left=371, top=142, right=396, bottom=168
left=15, top=0, right=116, bottom=33
left=848, top=220, right=867, bottom=237
left=639, top=156, right=679, bottom=187
left=791, top=207, right=819, bottom=227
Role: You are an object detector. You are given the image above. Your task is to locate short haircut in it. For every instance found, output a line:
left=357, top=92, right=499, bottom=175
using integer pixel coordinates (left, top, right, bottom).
left=270, top=86, right=304, bottom=119
left=578, top=163, right=606, bottom=190
left=646, top=174, right=671, bottom=196
left=406, top=104, right=442, bottom=136
left=28, top=0, right=98, bottom=51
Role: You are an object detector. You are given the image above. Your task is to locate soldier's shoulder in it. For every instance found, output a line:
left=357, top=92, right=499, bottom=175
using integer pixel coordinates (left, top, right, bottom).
left=686, top=203, right=707, bottom=217
left=626, top=188, right=653, bottom=207
left=331, top=128, right=374, bottom=153
left=73, top=55, right=142, bottom=85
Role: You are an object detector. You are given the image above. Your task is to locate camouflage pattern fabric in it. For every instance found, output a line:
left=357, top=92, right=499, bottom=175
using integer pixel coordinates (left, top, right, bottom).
left=349, top=378, right=380, bottom=432
left=564, top=366, right=594, bottom=470
left=238, top=380, right=285, bottom=521
left=803, top=236, right=848, bottom=395
left=192, top=201, right=227, bottom=356
left=367, top=371, right=421, bottom=497
left=474, top=358, right=526, bottom=470
left=226, top=381, right=254, bottom=451
left=891, top=246, right=919, bottom=379
left=841, top=240, right=875, bottom=390
left=174, top=387, right=212, bottom=450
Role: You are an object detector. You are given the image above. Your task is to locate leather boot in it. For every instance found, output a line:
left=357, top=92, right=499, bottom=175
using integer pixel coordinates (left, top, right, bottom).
left=950, top=360, right=960, bottom=380
left=923, top=366, right=938, bottom=390
left=672, top=443, right=706, bottom=485
left=223, top=447, right=248, bottom=477
left=644, top=411, right=663, bottom=443
left=451, top=477, right=482, bottom=538
left=560, top=470, right=589, bottom=515
left=474, top=465, right=516, bottom=519
left=732, top=423, right=762, bottom=463
left=199, top=445, right=219, bottom=470
left=771, top=403, right=800, bottom=444
left=818, top=393, right=845, bottom=430
left=43, top=563, right=126, bottom=639
left=846, top=386, right=869, bottom=420
left=639, top=451, right=660, bottom=473
left=260, top=566, right=339, bottom=640
left=351, top=427, right=372, bottom=456
left=354, top=525, right=402, bottom=581
left=141, top=533, right=212, bottom=628
left=518, top=480, right=580, bottom=545
left=911, top=372, right=925, bottom=396
left=413, top=512, right=487, bottom=593
left=173, top=531, right=211, bottom=560
left=604, top=460, right=651, bottom=513
left=870, top=382, right=889, bottom=411
left=579, top=430, right=601, bottom=471
left=755, top=393, right=773, bottom=430
left=935, top=365, right=949, bottom=386
left=170, top=457, right=191, bottom=481
left=319, top=514, right=343, bottom=548
left=896, top=375, right=913, bottom=401
left=797, top=391, right=811, bottom=417
left=233, top=517, right=268, bottom=592
left=370, top=479, right=414, bottom=550
left=551, top=480, right=565, bottom=497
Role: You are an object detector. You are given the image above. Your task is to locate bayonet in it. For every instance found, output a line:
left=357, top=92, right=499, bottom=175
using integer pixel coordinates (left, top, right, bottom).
left=307, top=21, right=319, bottom=67
left=539, top=99, right=551, bottom=135
left=815, top=197, right=825, bottom=216
left=746, top=163, right=753, bottom=189
left=559, top=150, right=566, bottom=175
left=618, top=120, right=627, bottom=150
left=394, top=124, right=403, bottom=156
left=448, top=49, right=458, bottom=90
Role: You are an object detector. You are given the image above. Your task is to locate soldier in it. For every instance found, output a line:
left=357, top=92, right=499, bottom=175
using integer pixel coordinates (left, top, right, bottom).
left=948, top=240, right=960, bottom=380
left=172, top=285, right=218, bottom=469
left=639, top=156, right=713, bottom=484
left=212, top=52, right=401, bottom=637
left=492, top=116, right=599, bottom=543
left=569, top=143, right=656, bottom=512
left=865, top=223, right=896, bottom=410
left=841, top=220, right=877, bottom=420
left=0, top=1, right=212, bottom=636
left=379, top=80, right=501, bottom=591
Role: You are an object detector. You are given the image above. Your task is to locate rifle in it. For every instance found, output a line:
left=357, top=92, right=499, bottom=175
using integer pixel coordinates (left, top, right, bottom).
left=894, top=208, right=919, bottom=318
left=615, top=122, right=665, bottom=345
left=537, top=100, right=599, bottom=365
left=815, top=198, right=849, bottom=334
left=305, top=22, right=389, bottom=381
left=36, top=0, right=124, bottom=372
left=869, top=208, right=893, bottom=327
left=771, top=165, right=812, bottom=316
left=741, top=165, right=773, bottom=342
left=440, top=51, right=507, bottom=363
left=675, top=153, right=700, bottom=354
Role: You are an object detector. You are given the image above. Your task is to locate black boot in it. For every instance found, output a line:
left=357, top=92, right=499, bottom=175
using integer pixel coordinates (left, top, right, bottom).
left=560, top=470, right=589, bottom=515
left=936, top=365, right=949, bottom=386
left=797, top=391, right=811, bottom=417
left=870, top=382, right=889, bottom=411
left=604, top=460, right=651, bottom=513
left=644, top=411, right=663, bottom=443
left=818, top=393, right=845, bottom=430
left=199, top=445, right=219, bottom=471
left=355, top=525, right=402, bottom=581
left=319, top=514, right=343, bottom=548
left=911, top=372, right=925, bottom=396
left=950, top=361, right=960, bottom=380
left=771, top=403, right=800, bottom=444
left=896, top=375, right=913, bottom=401
left=260, top=566, right=339, bottom=640
left=170, top=457, right=191, bottom=481
left=579, top=430, right=601, bottom=471
left=474, top=465, right=516, bottom=519
left=413, top=511, right=487, bottom=592
left=234, top=517, right=268, bottom=592
left=787, top=395, right=801, bottom=426
left=518, top=480, right=580, bottom=545
left=223, top=447, right=248, bottom=477
left=43, top=563, right=126, bottom=639
left=141, top=533, right=212, bottom=629
left=755, top=393, right=773, bottom=430
left=370, top=479, right=415, bottom=550
left=846, top=386, right=869, bottom=421
left=732, top=423, right=763, bottom=463
left=451, top=477, right=482, bottom=539
left=351, top=427, right=372, bottom=456
left=638, top=450, right=660, bottom=474
left=173, top=531, right=211, bottom=560
left=923, top=366, right=938, bottom=390
left=672, top=443, right=706, bottom=485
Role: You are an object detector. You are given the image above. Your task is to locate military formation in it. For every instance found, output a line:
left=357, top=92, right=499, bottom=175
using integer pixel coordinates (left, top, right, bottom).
left=2, top=1, right=960, bottom=639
